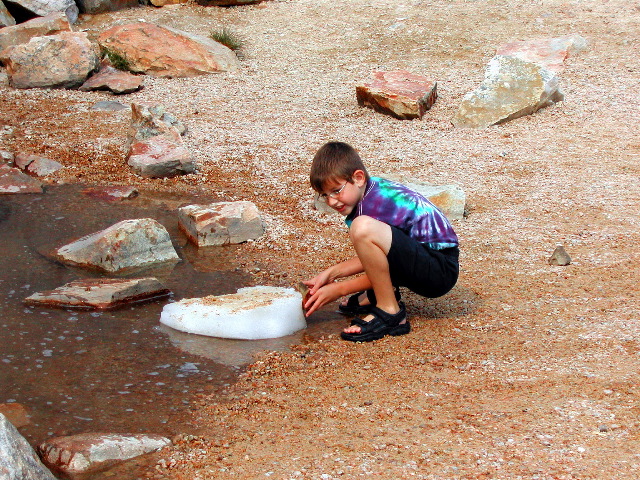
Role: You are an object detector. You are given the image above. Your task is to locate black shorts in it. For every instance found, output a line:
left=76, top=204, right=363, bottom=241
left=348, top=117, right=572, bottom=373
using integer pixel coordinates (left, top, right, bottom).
left=386, top=226, right=459, bottom=298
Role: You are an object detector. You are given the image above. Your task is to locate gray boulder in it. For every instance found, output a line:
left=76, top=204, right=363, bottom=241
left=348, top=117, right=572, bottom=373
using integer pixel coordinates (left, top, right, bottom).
left=127, top=134, right=195, bottom=178
left=0, top=413, right=58, bottom=480
left=0, top=0, right=15, bottom=27
left=452, top=55, right=563, bottom=128
left=3, top=0, right=78, bottom=23
left=55, top=218, right=180, bottom=274
left=75, top=0, right=139, bottom=14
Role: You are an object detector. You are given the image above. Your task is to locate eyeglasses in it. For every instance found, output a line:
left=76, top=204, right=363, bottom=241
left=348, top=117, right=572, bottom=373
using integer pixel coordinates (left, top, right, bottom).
left=318, top=181, right=348, bottom=202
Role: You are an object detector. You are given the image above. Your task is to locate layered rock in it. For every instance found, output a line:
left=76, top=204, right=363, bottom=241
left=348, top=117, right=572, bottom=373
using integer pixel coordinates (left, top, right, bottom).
left=3, top=0, right=78, bottom=23
left=178, top=201, right=265, bottom=246
left=1, top=31, right=99, bottom=89
left=452, top=55, right=563, bottom=128
left=160, top=286, right=306, bottom=340
left=25, top=277, right=171, bottom=309
left=0, top=12, right=71, bottom=52
left=0, top=413, right=57, bottom=480
left=129, top=103, right=186, bottom=144
left=38, top=433, right=170, bottom=475
left=356, top=70, right=437, bottom=119
left=97, top=22, right=239, bottom=77
left=55, top=218, right=180, bottom=274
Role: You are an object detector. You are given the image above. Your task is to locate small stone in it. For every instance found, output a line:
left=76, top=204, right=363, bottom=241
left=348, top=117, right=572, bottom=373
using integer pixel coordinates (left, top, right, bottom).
left=598, top=424, right=609, bottom=432
left=548, top=246, right=571, bottom=266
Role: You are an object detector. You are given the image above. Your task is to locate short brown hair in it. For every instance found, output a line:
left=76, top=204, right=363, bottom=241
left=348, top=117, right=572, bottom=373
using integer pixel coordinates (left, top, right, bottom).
left=310, top=142, right=369, bottom=192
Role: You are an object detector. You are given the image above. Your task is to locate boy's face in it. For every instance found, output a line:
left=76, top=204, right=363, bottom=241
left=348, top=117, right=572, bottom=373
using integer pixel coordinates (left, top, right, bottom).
left=319, top=170, right=367, bottom=216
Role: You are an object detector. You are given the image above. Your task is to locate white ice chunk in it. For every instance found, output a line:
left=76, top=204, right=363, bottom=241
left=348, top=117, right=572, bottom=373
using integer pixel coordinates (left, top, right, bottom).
left=159, top=286, right=306, bottom=340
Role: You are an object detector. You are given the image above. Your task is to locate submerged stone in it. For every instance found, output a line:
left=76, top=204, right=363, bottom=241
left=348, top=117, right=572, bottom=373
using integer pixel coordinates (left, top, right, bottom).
left=24, top=277, right=171, bottom=309
left=160, top=286, right=306, bottom=340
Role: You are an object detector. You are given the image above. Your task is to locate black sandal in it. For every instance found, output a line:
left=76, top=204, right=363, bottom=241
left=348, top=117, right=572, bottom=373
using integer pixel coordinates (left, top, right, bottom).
left=341, top=303, right=408, bottom=342
left=338, top=287, right=401, bottom=316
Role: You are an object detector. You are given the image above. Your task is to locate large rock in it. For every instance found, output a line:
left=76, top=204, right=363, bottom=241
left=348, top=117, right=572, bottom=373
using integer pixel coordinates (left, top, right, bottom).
left=0, top=413, right=58, bottom=480
left=356, top=70, right=437, bottom=120
left=392, top=179, right=466, bottom=221
left=0, top=0, right=15, bottom=27
left=97, top=22, right=239, bottom=77
left=0, top=12, right=71, bottom=52
left=1, top=31, right=99, bottom=89
left=55, top=218, right=180, bottom=274
left=4, top=0, right=78, bottom=23
left=75, top=0, right=139, bottom=14
left=160, top=286, right=306, bottom=340
left=0, top=164, right=43, bottom=194
left=38, top=433, right=171, bottom=475
left=178, top=201, right=265, bottom=246
left=80, top=63, right=143, bottom=94
left=452, top=55, right=563, bottom=128
left=127, top=134, right=195, bottom=178
left=25, top=277, right=171, bottom=309
left=14, top=153, right=64, bottom=176
left=496, top=34, right=587, bottom=73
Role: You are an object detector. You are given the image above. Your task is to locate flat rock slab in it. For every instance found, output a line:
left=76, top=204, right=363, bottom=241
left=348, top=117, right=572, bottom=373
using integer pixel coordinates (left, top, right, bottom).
left=496, top=34, right=587, bottom=73
left=178, top=201, right=265, bottom=246
left=38, top=433, right=171, bottom=475
left=160, top=286, right=306, bottom=340
left=79, top=65, right=143, bottom=94
left=55, top=218, right=180, bottom=274
left=24, top=277, right=171, bottom=309
left=81, top=185, right=138, bottom=201
left=0, top=164, right=43, bottom=194
left=356, top=70, right=437, bottom=119
left=127, top=134, right=194, bottom=178
left=0, top=12, right=70, bottom=51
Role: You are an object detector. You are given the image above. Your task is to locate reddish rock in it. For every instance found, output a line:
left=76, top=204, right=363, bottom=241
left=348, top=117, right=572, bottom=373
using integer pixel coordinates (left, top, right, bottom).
left=0, top=164, right=43, bottom=194
left=496, top=35, right=587, bottom=73
left=356, top=70, right=437, bottom=120
left=0, top=12, right=71, bottom=52
left=81, top=185, right=138, bottom=201
left=178, top=201, right=265, bottom=246
left=1, top=31, right=99, bottom=89
left=0, top=403, right=30, bottom=428
left=38, top=433, right=171, bottom=475
left=79, top=65, right=143, bottom=94
left=97, top=22, right=239, bottom=78
left=24, top=277, right=171, bottom=309
left=127, top=135, right=195, bottom=178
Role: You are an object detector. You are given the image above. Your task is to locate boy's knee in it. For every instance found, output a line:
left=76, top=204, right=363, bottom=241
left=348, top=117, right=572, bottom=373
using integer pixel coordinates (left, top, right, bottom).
left=349, top=216, right=389, bottom=242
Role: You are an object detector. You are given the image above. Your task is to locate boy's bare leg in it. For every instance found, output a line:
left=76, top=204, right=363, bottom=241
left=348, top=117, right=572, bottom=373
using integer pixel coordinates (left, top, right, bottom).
left=343, top=216, right=402, bottom=334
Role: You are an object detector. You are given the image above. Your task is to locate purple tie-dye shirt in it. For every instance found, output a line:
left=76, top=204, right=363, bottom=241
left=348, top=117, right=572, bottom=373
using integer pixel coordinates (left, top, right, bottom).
left=345, top=177, right=458, bottom=250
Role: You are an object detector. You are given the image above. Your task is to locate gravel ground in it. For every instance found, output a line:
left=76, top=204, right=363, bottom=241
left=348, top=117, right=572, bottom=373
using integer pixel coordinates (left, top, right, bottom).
left=1, top=0, right=640, bottom=478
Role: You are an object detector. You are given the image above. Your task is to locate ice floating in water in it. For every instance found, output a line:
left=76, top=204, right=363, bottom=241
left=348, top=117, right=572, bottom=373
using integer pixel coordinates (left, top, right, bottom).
left=159, top=286, right=306, bottom=340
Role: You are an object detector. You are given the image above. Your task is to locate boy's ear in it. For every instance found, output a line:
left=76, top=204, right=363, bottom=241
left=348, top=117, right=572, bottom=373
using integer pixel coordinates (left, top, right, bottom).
left=352, top=169, right=366, bottom=186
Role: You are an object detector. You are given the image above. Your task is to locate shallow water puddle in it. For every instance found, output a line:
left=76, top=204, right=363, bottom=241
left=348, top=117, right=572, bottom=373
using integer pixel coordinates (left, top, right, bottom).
left=0, top=184, right=343, bottom=457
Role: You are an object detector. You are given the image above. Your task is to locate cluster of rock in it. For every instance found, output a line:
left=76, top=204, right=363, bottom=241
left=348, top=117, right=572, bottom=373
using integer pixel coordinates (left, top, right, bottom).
left=356, top=34, right=587, bottom=127
left=0, top=0, right=265, bottom=28
left=0, top=12, right=240, bottom=92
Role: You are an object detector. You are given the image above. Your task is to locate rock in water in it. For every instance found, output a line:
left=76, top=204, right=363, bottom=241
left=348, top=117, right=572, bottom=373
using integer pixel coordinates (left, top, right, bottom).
left=160, top=286, right=307, bottom=340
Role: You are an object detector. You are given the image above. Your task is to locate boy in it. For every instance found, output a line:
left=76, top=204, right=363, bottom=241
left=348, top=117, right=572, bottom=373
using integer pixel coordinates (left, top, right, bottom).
left=302, top=142, right=459, bottom=342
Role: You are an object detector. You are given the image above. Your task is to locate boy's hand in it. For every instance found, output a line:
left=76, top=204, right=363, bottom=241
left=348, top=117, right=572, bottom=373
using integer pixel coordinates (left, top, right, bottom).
left=302, top=282, right=341, bottom=317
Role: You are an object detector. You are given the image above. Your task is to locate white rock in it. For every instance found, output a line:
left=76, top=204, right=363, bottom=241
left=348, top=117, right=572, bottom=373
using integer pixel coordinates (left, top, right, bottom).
left=160, top=286, right=306, bottom=340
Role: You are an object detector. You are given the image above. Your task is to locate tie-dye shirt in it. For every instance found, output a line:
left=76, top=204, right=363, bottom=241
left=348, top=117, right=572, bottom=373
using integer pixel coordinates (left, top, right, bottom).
left=345, top=177, right=458, bottom=250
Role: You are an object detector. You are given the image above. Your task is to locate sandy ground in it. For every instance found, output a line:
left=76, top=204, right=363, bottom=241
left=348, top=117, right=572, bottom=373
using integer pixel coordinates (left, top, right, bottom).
left=2, top=0, right=640, bottom=478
